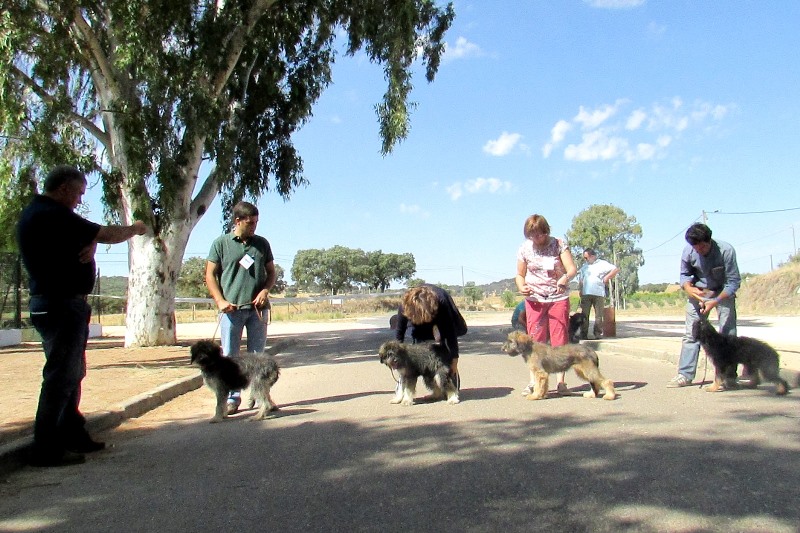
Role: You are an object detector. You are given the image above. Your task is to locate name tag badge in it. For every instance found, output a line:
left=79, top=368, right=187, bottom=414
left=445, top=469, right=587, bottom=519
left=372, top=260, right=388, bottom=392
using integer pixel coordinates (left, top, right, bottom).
left=539, top=256, right=556, bottom=271
left=239, top=254, right=255, bottom=269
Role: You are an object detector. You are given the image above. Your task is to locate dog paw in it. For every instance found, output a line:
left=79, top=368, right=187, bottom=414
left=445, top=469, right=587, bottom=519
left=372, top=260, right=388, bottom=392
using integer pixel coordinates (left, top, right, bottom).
left=602, top=393, right=616, bottom=400
left=389, top=397, right=403, bottom=404
left=210, top=417, right=223, bottom=424
left=525, top=394, right=545, bottom=401
left=400, top=399, right=415, bottom=406
left=582, top=390, right=597, bottom=398
left=447, top=396, right=460, bottom=404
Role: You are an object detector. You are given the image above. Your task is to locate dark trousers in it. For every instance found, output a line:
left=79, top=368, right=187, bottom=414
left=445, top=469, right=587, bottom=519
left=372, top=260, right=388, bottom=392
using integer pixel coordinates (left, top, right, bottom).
left=579, top=295, right=605, bottom=337
left=30, top=296, right=91, bottom=453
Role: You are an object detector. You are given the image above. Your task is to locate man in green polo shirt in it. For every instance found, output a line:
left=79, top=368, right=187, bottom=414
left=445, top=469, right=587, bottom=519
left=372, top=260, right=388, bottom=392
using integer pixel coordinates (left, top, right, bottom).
left=205, top=201, right=276, bottom=414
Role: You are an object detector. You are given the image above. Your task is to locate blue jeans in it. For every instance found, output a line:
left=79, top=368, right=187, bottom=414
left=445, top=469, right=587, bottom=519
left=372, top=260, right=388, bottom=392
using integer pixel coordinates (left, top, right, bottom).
left=219, top=307, right=268, bottom=403
left=677, top=297, right=737, bottom=380
left=29, top=295, right=91, bottom=452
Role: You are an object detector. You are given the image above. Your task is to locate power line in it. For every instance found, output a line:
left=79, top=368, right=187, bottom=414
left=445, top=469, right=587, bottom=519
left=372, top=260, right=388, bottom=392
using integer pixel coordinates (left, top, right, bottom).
left=712, top=207, right=800, bottom=215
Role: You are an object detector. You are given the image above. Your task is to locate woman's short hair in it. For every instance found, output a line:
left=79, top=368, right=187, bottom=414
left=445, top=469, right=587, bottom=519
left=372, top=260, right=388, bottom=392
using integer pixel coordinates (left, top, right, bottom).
left=402, top=285, right=439, bottom=324
left=523, top=214, right=551, bottom=239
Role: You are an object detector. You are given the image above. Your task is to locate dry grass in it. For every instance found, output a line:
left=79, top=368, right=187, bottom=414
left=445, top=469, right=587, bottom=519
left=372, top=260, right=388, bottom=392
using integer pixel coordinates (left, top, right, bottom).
left=91, top=262, right=800, bottom=327
left=737, top=262, right=800, bottom=315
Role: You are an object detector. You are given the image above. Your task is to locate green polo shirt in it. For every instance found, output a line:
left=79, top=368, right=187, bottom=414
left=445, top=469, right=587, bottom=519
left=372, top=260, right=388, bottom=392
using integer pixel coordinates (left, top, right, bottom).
left=207, top=233, right=274, bottom=307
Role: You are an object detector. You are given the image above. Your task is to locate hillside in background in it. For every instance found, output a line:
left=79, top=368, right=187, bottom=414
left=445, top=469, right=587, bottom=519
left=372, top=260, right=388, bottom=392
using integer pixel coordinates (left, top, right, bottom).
left=737, top=261, right=800, bottom=314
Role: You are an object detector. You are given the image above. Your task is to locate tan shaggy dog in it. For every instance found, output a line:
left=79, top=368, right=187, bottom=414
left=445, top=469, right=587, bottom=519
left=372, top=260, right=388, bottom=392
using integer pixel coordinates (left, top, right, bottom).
left=502, top=331, right=616, bottom=400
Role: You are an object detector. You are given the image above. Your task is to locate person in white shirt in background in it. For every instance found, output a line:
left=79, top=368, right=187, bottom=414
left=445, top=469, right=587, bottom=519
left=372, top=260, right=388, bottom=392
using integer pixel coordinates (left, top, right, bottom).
left=577, top=249, right=619, bottom=340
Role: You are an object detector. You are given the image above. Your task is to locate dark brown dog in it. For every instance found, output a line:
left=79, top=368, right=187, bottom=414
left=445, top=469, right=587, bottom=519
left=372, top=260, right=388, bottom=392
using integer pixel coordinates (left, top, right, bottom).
left=693, top=319, right=789, bottom=395
left=502, top=331, right=616, bottom=400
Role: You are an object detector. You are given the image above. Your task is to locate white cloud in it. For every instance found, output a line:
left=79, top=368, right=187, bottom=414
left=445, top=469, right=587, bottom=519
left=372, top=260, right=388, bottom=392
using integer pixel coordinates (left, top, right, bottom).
left=574, top=102, right=622, bottom=130
left=399, top=203, right=429, bottom=218
left=564, top=130, right=629, bottom=162
left=625, top=109, right=647, bottom=130
left=584, top=0, right=645, bottom=8
left=446, top=178, right=512, bottom=201
left=444, top=36, right=482, bottom=62
left=483, top=132, right=522, bottom=156
left=545, top=98, right=734, bottom=164
left=445, top=183, right=463, bottom=201
left=542, top=120, right=572, bottom=158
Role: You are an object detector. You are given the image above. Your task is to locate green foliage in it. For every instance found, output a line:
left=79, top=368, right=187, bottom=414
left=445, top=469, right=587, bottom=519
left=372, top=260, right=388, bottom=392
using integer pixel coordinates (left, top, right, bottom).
left=176, top=256, right=208, bottom=298
left=639, top=283, right=670, bottom=293
left=361, top=251, right=416, bottom=292
left=463, top=282, right=483, bottom=305
left=626, top=291, right=685, bottom=308
left=292, top=246, right=416, bottom=294
left=0, top=149, right=38, bottom=252
left=406, top=278, right=426, bottom=288
left=567, top=204, right=644, bottom=296
left=1, top=1, right=454, bottom=344
left=271, top=264, right=286, bottom=294
left=1, top=0, right=455, bottom=225
left=500, top=289, right=517, bottom=308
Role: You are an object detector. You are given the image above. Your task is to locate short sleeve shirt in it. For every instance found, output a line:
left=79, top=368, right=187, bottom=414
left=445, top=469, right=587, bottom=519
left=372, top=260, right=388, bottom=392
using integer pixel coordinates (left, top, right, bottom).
left=579, top=259, right=616, bottom=297
left=16, top=195, right=101, bottom=296
left=517, top=236, right=570, bottom=303
left=207, top=233, right=274, bottom=307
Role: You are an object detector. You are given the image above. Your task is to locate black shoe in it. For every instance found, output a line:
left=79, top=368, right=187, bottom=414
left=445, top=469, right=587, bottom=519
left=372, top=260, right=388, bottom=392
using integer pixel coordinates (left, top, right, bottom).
left=65, top=436, right=106, bottom=453
left=27, top=449, right=86, bottom=468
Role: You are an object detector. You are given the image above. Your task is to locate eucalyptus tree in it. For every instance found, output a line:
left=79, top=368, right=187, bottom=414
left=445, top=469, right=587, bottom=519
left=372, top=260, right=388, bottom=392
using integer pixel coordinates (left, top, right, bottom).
left=0, top=0, right=454, bottom=345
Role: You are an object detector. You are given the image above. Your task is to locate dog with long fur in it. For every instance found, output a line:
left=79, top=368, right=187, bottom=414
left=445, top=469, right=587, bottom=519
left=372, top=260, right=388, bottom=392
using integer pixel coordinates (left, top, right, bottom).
left=693, top=319, right=789, bottom=395
left=502, top=331, right=616, bottom=400
left=190, top=340, right=281, bottom=422
left=378, top=340, right=459, bottom=405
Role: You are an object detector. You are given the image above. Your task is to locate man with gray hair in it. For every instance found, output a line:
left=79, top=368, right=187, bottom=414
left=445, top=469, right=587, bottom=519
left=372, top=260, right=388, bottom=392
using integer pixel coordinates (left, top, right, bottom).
left=577, top=249, right=619, bottom=339
left=17, top=165, right=147, bottom=467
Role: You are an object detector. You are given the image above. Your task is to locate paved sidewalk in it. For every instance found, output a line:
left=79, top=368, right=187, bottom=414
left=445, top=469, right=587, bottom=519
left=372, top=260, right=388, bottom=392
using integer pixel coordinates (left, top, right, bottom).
left=1, top=312, right=798, bottom=475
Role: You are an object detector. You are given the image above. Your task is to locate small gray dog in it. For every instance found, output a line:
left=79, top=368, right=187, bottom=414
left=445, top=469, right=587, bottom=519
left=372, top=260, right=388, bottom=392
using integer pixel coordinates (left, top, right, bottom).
left=190, top=340, right=281, bottom=422
left=378, top=340, right=459, bottom=406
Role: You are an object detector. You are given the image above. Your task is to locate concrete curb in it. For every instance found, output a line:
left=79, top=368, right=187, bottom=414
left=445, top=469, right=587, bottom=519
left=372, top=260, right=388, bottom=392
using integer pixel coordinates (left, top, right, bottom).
left=0, top=374, right=203, bottom=477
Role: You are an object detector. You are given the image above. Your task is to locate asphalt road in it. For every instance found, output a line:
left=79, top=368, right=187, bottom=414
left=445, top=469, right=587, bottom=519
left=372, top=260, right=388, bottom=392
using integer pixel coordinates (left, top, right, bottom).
left=1, top=321, right=798, bottom=533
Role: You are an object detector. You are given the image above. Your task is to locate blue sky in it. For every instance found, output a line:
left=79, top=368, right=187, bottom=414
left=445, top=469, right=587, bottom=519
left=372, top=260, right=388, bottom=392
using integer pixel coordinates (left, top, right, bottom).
left=90, top=0, right=800, bottom=288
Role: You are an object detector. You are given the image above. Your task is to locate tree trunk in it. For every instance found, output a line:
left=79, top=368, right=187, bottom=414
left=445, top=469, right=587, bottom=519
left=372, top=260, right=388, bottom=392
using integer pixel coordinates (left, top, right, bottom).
left=123, top=221, right=193, bottom=347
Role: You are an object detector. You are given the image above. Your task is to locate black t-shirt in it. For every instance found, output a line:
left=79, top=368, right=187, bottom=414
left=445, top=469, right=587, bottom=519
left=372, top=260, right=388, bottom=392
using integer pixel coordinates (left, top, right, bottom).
left=17, top=195, right=101, bottom=297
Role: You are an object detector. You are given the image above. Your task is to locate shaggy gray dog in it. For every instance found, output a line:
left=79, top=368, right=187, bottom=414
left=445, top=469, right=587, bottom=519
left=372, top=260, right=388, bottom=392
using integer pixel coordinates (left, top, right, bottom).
left=190, top=340, right=281, bottom=422
left=378, top=340, right=459, bottom=406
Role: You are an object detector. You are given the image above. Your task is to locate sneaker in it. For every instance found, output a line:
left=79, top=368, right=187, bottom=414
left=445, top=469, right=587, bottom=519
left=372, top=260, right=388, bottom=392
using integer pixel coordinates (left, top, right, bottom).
left=520, top=384, right=533, bottom=396
left=556, top=382, right=569, bottom=394
left=27, top=449, right=86, bottom=468
left=226, top=400, right=240, bottom=416
left=667, top=375, right=692, bottom=388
